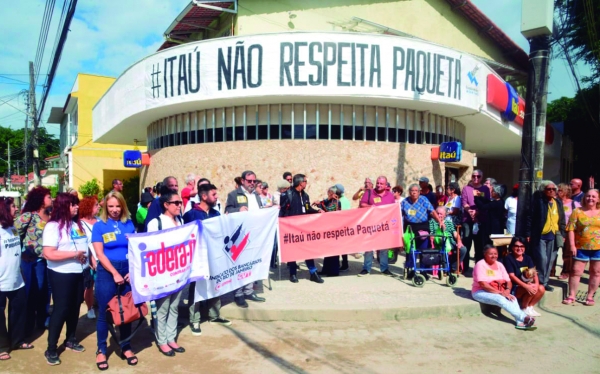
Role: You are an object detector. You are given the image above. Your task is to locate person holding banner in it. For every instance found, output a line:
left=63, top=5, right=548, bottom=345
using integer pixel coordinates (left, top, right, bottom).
left=183, top=183, right=232, bottom=336
left=225, top=171, right=267, bottom=307
left=41, top=193, right=89, bottom=366
left=358, top=176, right=396, bottom=277
left=147, top=191, right=186, bottom=357
left=92, top=192, right=138, bottom=370
left=280, top=173, right=325, bottom=284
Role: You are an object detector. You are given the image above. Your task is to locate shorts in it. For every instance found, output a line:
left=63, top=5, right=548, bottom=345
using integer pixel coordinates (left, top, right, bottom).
left=574, top=249, right=600, bottom=262
left=83, top=268, right=95, bottom=289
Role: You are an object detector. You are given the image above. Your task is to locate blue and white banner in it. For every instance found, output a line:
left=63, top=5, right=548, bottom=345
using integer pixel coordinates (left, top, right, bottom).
left=127, top=221, right=209, bottom=304
left=194, top=208, right=278, bottom=300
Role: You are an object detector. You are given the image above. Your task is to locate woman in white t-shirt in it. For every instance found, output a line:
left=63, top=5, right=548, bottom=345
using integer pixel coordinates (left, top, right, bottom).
left=504, top=184, right=519, bottom=235
left=445, top=182, right=462, bottom=226
left=147, top=191, right=185, bottom=357
left=41, top=193, right=89, bottom=366
left=0, top=197, right=32, bottom=360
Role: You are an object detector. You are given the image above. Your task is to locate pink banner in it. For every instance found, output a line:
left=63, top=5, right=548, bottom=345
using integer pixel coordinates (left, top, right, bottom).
left=279, top=204, right=403, bottom=262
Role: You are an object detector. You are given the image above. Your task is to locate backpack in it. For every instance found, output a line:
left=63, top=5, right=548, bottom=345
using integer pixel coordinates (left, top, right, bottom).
left=156, top=215, right=183, bottom=230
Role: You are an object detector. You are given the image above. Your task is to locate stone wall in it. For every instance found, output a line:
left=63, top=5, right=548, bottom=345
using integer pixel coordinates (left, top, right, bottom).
left=141, top=140, right=473, bottom=203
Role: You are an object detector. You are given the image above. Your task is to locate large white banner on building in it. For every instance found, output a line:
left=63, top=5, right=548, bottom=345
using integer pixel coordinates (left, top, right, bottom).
left=94, top=32, right=494, bottom=141
left=128, top=221, right=209, bottom=304
left=194, top=208, right=278, bottom=301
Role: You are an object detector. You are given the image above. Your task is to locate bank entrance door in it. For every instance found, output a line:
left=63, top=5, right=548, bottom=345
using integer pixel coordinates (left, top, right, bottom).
left=445, top=167, right=459, bottom=188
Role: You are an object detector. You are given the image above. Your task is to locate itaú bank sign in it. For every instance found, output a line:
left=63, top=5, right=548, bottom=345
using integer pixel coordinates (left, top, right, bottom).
left=93, top=32, right=493, bottom=144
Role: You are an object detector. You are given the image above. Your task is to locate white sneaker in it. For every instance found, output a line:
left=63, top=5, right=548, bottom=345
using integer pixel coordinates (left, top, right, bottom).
left=528, top=307, right=541, bottom=317
left=87, top=309, right=96, bottom=319
left=521, top=308, right=530, bottom=316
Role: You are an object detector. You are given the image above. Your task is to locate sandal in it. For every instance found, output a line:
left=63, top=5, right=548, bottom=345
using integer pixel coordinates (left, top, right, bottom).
left=0, top=352, right=10, bottom=361
left=562, top=297, right=576, bottom=305
left=120, top=350, right=138, bottom=366
left=96, top=351, right=109, bottom=371
left=16, top=343, right=34, bottom=350
left=558, top=273, right=569, bottom=280
left=584, top=298, right=595, bottom=306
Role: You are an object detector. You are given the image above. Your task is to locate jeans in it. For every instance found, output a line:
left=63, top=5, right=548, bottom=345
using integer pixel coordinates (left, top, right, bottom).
left=47, top=270, right=84, bottom=353
left=535, top=238, right=557, bottom=287
left=96, top=261, right=132, bottom=355
left=20, top=258, right=49, bottom=335
left=363, top=250, right=388, bottom=273
left=472, top=290, right=527, bottom=324
left=288, top=260, right=317, bottom=276
left=234, top=283, right=254, bottom=297
left=0, top=286, right=27, bottom=352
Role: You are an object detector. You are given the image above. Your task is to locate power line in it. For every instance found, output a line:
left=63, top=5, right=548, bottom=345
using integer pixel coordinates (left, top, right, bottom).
left=0, top=75, right=30, bottom=84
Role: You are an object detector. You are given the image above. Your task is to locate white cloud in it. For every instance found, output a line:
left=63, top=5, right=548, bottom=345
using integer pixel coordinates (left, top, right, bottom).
left=0, top=0, right=189, bottom=136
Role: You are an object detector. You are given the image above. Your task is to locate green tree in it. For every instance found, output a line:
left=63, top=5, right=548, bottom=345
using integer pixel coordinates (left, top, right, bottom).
left=0, top=126, right=60, bottom=178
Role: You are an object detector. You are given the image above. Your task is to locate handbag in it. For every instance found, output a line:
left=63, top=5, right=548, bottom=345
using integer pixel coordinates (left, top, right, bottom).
left=106, top=285, right=148, bottom=345
left=403, top=226, right=415, bottom=253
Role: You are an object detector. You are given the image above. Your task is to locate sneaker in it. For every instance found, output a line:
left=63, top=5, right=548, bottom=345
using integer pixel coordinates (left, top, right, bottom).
left=45, top=350, right=61, bottom=366
left=521, top=308, right=530, bottom=316
left=544, top=285, right=555, bottom=292
left=381, top=269, right=394, bottom=277
left=528, top=307, right=541, bottom=317
left=190, top=323, right=202, bottom=336
left=87, top=309, right=96, bottom=319
left=210, top=317, right=232, bottom=326
left=357, top=270, right=370, bottom=277
left=64, top=341, right=85, bottom=353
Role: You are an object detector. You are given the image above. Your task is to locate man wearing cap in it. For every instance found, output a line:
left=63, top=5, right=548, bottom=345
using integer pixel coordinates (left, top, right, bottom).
left=419, top=177, right=437, bottom=207
left=224, top=170, right=266, bottom=308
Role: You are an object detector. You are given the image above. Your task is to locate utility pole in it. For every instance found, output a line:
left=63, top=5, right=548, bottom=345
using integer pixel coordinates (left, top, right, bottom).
left=515, top=0, right=553, bottom=237
left=28, top=61, right=41, bottom=186
left=24, top=92, right=29, bottom=187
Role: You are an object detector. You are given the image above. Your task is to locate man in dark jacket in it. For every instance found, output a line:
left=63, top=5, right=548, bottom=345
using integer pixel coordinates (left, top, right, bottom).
left=224, top=171, right=266, bottom=308
left=526, top=181, right=566, bottom=291
left=143, top=176, right=179, bottom=232
left=279, top=173, right=325, bottom=284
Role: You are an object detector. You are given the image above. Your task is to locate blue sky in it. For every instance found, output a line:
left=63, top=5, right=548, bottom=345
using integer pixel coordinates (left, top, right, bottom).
left=0, top=0, right=594, bottom=140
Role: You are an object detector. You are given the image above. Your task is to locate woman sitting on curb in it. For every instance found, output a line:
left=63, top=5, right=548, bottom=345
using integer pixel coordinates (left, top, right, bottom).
left=471, top=245, right=536, bottom=330
left=503, top=237, right=545, bottom=317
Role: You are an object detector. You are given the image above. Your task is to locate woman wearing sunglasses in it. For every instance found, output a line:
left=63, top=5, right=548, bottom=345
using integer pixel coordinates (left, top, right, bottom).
left=147, top=191, right=185, bottom=357
left=526, top=181, right=565, bottom=292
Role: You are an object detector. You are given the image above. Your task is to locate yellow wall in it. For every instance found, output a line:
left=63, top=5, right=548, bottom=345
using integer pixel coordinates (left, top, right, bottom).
left=237, top=0, right=514, bottom=66
left=70, top=74, right=146, bottom=192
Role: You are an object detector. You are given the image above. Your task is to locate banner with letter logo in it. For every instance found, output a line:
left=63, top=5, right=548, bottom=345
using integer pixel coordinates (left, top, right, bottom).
left=279, top=204, right=402, bottom=262
left=194, top=208, right=278, bottom=301
left=128, top=221, right=208, bottom=304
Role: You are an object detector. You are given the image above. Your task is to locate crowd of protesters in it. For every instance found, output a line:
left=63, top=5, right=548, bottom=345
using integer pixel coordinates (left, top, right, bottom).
left=1, top=170, right=598, bottom=366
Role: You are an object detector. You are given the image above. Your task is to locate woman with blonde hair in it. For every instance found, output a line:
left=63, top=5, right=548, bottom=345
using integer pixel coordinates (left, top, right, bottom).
left=91, top=192, right=138, bottom=370
left=563, top=189, right=600, bottom=306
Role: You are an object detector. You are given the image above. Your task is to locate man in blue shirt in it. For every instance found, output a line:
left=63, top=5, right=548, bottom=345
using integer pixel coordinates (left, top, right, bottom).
left=183, top=183, right=232, bottom=336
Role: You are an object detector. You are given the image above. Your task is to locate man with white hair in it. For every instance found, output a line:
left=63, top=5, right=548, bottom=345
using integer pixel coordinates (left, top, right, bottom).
left=181, top=173, right=198, bottom=209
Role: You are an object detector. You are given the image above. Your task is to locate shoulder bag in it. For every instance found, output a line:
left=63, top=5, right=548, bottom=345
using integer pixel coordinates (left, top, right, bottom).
left=106, top=285, right=149, bottom=345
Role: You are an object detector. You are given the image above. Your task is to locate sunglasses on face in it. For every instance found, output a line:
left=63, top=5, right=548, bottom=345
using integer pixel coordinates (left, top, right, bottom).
left=245, top=179, right=257, bottom=183
left=472, top=175, right=481, bottom=179
left=545, top=188, right=557, bottom=192
left=167, top=201, right=183, bottom=206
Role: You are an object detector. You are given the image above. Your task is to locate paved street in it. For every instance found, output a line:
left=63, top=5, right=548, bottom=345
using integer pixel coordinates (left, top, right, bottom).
left=3, top=255, right=599, bottom=374
left=3, top=299, right=599, bottom=374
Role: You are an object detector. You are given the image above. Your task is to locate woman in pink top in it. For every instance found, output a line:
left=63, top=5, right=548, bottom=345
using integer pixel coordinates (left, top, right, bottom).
left=471, top=245, right=536, bottom=330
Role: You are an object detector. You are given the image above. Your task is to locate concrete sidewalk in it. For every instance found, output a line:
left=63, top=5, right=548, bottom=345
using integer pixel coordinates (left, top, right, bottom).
left=219, top=254, right=569, bottom=322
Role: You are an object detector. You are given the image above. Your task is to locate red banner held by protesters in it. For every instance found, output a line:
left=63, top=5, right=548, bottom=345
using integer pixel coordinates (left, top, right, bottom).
left=279, top=204, right=403, bottom=262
